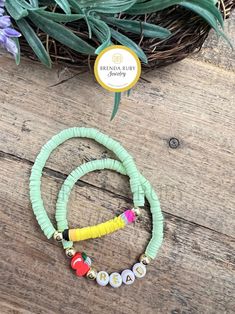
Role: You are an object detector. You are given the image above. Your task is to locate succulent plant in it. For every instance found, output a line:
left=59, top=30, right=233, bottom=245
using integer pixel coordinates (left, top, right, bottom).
left=3, top=0, right=230, bottom=119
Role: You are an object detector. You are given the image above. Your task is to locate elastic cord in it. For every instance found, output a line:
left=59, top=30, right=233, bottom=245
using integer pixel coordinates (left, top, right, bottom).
left=56, top=158, right=163, bottom=259
left=30, top=128, right=144, bottom=239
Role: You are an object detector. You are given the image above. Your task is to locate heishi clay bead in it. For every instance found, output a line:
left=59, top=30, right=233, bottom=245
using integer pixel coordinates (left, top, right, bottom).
left=121, top=269, right=135, bottom=285
left=109, top=272, right=122, bottom=288
left=96, top=271, right=110, bottom=287
left=132, top=263, right=146, bottom=279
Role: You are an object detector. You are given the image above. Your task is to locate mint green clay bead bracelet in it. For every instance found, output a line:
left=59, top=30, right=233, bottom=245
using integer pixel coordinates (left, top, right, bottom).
left=30, top=127, right=144, bottom=239
left=56, top=158, right=164, bottom=287
left=29, top=127, right=164, bottom=287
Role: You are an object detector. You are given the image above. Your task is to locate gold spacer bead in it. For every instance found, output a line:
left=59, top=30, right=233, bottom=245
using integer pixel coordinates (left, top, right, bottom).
left=86, top=267, right=98, bottom=280
left=132, top=207, right=141, bottom=217
left=139, top=253, right=151, bottom=265
left=53, top=231, right=63, bottom=242
left=65, top=247, right=76, bottom=258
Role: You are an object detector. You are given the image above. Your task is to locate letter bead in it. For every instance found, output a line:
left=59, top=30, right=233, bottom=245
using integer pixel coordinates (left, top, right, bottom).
left=96, top=271, right=110, bottom=286
left=121, top=269, right=135, bottom=285
left=109, top=272, right=122, bottom=288
left=132, top=263, right=146, bottom=278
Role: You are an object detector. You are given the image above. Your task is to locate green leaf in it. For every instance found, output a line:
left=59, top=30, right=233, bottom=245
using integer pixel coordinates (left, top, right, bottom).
left=29, top=0, right=38, bottom=7
left=84, top=0, right=136, bottom=14
left=28, top=11, right=96, bottom=55
left=5, top=0, right=28, bottom=20
left=111, top=92, right=121, bottom=120
left=16, top=18, right=52, bottom=68
left=13, top=0, right=38, bottom=10
left=37, top=0, right=55, bottom=5
left=110, top=27, right=148, bottom=63
left=127, top=0, right=223, bottom=28
left=37, top=10, right=84, bottom=22
left=127, top=0, right=224, bottom=34
left=54, top=0, right=71, bottom=14
left=12, top=37, right=21, bottom=65
left=68, top=0, right=92, bottom=37
left=127, top=0, right=186, bottom=14
left=83, top=12, right=93, bottom=39
left=217, top=29, right=233, bottom=49
left=182, top=2, right=231, bottom=47
left=181, top=2, right=222, bottom=33
left=182, top=0, right=223, bottom=28
left=88, top=17, right=111, bottom=54
left=68, top=0, right=83, bottom=13
left=105, top=16, right=171, bottom=39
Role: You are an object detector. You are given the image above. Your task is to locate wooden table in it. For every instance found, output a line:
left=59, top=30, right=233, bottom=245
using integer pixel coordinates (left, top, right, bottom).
left=0, top=13, right=234, bottom=314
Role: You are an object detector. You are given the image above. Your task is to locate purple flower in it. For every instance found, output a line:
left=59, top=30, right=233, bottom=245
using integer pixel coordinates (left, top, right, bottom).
left=0, top=0, right=21, bottom=57
left=0, top=15, right=11, bottom=28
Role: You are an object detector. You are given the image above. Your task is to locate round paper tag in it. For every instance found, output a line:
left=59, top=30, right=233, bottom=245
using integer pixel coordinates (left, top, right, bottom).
left=94, top=45, right=141, bottom=92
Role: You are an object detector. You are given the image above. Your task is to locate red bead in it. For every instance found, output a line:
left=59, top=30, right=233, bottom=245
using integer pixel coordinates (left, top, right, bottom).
left=71, top=253, right=90, bottom=277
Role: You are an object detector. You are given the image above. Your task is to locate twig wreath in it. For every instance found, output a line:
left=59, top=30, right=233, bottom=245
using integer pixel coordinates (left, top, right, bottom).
left=29, top=127, right=164, bottom=288
left=1, top=1, right=234, bottom=118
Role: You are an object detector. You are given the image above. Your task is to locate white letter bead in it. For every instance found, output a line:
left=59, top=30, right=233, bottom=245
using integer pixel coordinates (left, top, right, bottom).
left=121, top=269, right=135, bottom=285
left=96, top=271, right=109, bottom=287
left=109, top=272, right=122, bottom=288
left=132, top=263, right=146, bottom=278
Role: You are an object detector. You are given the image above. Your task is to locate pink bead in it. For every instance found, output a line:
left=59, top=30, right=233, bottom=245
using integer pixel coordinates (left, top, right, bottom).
left=124, top=209, right=136, bottom=223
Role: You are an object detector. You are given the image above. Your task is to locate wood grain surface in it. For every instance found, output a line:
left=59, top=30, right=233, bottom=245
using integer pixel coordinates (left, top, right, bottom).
left=0, top=14, right=235, bottom=314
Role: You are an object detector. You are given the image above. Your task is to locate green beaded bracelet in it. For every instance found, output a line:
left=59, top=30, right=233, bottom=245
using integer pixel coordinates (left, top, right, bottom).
left=29, top=127, right=164, bottom=287
left=62, top=158, right=163, bottom=287
left=56, top=158, right=163, bottom=259
left=30, top=127, right=145, bottom=239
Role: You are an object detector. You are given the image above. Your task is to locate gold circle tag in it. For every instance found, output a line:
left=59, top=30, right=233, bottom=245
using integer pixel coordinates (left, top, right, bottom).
left=94, top=45, right=141, bottom=93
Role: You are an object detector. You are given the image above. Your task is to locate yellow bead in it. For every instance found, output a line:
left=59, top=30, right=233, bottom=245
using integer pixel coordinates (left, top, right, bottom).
left=139, top=254, right=151, bottom=265
left=53, top=231, right=63, bottom=242
left=65, top=247, right=76, bottom=258
left=86, top=267, right=98, bottom=280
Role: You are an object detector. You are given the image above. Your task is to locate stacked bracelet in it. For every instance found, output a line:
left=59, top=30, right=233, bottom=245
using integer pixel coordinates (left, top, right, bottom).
left=29, top=127, right=164, bottom=288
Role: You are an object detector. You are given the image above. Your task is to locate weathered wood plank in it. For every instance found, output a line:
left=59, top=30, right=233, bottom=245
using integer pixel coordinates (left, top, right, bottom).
left=0, top=56, right=234, bottom=237
left=0, top=15, right=234, bottom=312
left=191, top=11, right=235, bottom=70
left=0, top=156, right=234, bottom=314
